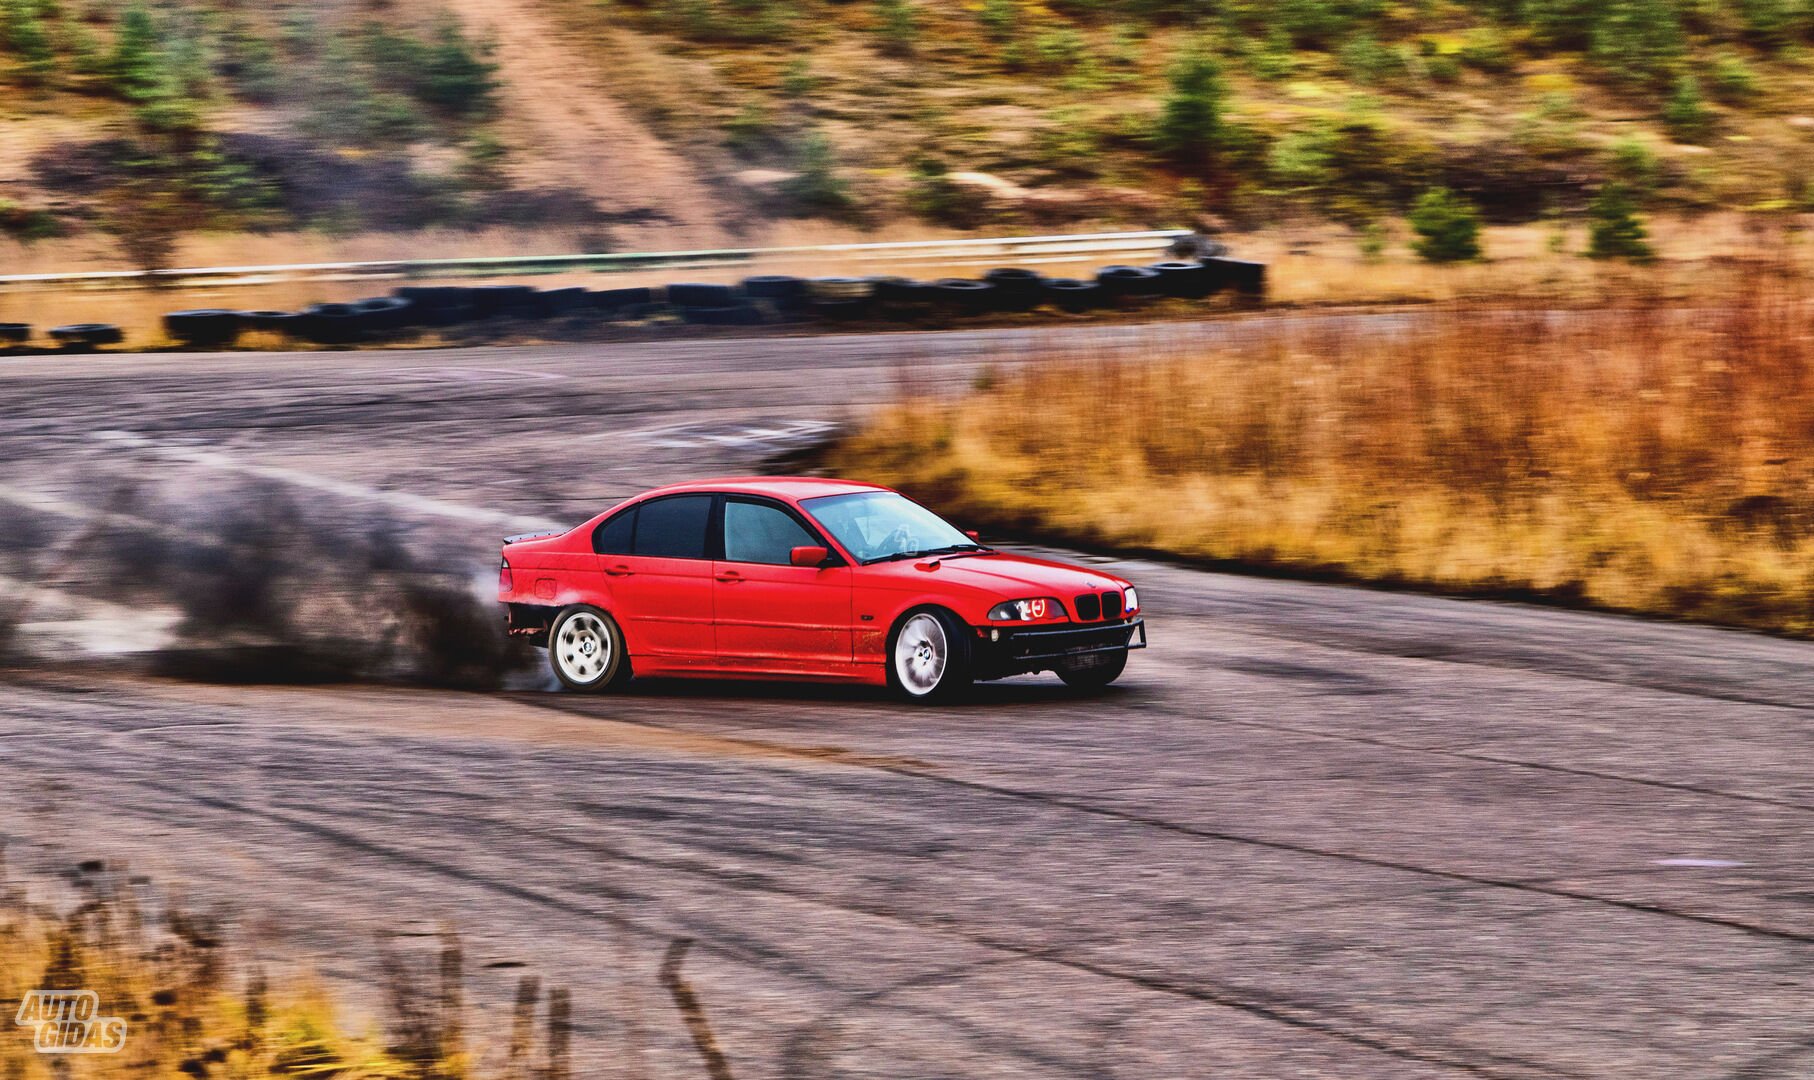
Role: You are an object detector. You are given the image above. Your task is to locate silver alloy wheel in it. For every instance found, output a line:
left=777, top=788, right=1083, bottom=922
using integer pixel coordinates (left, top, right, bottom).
left=556, top=612, right=611, bottom=685
left=894, top=613, right=948, bottom=697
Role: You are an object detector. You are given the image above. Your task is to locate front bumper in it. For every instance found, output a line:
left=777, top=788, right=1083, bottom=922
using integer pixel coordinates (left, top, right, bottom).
left=973, top=618, right=1146, bottom=678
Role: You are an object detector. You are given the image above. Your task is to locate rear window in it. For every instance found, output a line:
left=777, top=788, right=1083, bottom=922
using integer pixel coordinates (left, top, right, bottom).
left=592, top=508, right=636, bottom=555
left=632, top=495, right=712, bottom=560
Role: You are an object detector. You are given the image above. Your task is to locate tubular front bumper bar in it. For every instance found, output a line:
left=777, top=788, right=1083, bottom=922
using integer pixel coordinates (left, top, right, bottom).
left=974, top=618, right=1146, bottom=676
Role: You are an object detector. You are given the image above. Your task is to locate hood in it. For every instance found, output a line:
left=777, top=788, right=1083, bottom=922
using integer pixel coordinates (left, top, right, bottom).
left=882, top=551, right=1127, bottom=596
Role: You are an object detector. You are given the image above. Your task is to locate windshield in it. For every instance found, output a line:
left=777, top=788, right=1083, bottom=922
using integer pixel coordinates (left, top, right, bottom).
left=802, top=491, right=982, bottom=563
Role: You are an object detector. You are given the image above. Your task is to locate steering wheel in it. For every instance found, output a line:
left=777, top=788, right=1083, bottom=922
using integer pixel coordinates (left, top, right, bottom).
left=881, top=523, right=916, bottom=555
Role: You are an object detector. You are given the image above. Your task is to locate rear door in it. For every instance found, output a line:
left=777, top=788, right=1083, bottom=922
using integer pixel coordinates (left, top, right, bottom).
left=713, top=497, right=853, bottom=673
left=593, top=494, right=716, bottom=665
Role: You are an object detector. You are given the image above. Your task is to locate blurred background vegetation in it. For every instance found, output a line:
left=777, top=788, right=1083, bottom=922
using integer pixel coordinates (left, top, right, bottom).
left=3, top=0, right=1814, bottom=268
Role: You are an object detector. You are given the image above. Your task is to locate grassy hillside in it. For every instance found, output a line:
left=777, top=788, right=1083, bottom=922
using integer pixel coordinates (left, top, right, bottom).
left=547, top=0, right=1814, bottom=242
left=0, top=0, right=597, bottom=266
left=3, top=0, right=1813, bottom=267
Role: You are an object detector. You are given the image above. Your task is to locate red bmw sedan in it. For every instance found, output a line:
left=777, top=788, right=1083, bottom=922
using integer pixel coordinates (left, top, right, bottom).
left=498, top=478, right=1145, bottom=700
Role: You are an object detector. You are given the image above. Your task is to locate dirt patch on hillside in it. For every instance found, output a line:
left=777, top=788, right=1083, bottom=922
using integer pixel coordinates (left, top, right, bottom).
left=434, top=0, right=736, bottom=250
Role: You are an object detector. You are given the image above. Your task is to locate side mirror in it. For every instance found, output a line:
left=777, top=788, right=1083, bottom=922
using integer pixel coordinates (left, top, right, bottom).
left=965, top=530, right=981, bottom=542
left=790, top=545, right=831, bottom=568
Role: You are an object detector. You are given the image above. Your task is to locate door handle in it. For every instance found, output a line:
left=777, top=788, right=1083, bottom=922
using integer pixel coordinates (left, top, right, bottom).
left=716, top=571, right=743, bottom=583
left=605, top=565, right=634, bottom=577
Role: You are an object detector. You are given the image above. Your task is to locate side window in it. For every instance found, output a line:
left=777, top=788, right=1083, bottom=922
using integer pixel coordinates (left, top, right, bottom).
left=592, top=508, right=636, bottom=555
left=633, top=495, right=713, bottom=560
left=724, top=500, right=816, bottom=566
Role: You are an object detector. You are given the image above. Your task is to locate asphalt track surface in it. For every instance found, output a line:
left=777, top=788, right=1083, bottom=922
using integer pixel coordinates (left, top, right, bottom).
left=2, top=319, right=1813, bottom=1079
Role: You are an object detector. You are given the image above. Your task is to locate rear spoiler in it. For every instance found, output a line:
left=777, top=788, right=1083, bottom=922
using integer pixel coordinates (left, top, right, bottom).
left=504, top=530, right=563, bottom=545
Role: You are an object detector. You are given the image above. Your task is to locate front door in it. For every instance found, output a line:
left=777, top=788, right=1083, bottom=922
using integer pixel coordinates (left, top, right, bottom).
left=713, top=497, right=853, bottom=673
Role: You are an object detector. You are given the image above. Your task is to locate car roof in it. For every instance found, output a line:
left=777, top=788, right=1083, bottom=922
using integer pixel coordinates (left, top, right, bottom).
left=634, top=476, right=891, bottom=502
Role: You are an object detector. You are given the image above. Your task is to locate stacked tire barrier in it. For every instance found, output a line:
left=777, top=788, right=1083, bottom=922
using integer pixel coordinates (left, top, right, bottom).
left=6, top=246, right=1268, bottom=356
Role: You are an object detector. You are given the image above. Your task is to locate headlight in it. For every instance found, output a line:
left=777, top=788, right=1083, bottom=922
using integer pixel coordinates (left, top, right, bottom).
left=1124, top=586, right=1139, bottom=614
left=988, top=597, right=1065, bottom=621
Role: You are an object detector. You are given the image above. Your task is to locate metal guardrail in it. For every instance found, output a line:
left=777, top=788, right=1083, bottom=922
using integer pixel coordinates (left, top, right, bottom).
left=0, top=230, right=1192, bottom=292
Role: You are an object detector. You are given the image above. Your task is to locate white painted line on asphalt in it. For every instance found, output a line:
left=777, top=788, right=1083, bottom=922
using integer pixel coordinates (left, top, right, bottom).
left=1653, top=859, right=1747, bottom=868
left=618, top=418, right=840, bottom=451
left=91, top=431, right=563, bottom=530
left=387, top=366, right=572, bottom=383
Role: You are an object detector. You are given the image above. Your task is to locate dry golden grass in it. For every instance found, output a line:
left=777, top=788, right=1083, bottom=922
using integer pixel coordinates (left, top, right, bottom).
left=0, top=864, right=567, bottom=1080
left=834, top=262, right=1814, bottom=635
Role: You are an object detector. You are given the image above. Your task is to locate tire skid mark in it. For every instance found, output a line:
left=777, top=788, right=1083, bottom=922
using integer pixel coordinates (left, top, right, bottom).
left=1220, top=618, right=1814, bottom=715
left=79, top=765, right=1548, bottom=1078
left=1145, top=626, right=1814, bottom=815
left=518, top=697, right=1814, bottom=948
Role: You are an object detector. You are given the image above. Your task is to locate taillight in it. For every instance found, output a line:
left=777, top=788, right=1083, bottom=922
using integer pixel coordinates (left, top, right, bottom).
left=499, top=556, right=512, bottom=593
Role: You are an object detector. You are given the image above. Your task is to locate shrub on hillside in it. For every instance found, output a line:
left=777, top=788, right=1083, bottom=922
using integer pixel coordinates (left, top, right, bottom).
left=905, top=156, right=990, bottom=227
left=980, top=0, right=1021, bottom=41
left=873, top=0, right=916, bottom=57
left=782, top=131, right=854, bottom=216
left=1737, top=0, right=1806, bottom=46
left=1608, top=137, right=1660, bottom=194
left=109, top=3, right=164, bottom=102
left=1524, top=0, right=1598, bottom=49
left=1409, top=187, right=1483, bottom=262
left=420, top=20, right=498, bottom=115
left=1709, top=52, right=1760, bottom=102
left=1663, top=75, right=1714, bottom=142
left=1154, top=48, right=1223, bottom=170
left=1586, top=182, right=1654, bottom=261
left=2, top=0, right=56, bottom=87
left=1590, top=0, right=1684, bottom=87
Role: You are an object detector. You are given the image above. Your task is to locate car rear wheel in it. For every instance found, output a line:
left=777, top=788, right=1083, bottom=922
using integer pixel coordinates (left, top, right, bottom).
left=549, top=605, right=630, bottom=692
left=1056, top=649, right=1127, bottom=690
left=888, top=609, right=971, bottom=702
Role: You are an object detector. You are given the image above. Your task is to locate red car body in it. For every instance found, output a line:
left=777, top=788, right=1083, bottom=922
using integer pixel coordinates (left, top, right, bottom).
left=498, top=478, right=1144, bottom=698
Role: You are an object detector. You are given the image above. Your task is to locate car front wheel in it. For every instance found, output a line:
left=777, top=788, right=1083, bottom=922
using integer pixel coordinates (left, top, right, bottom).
left=548, top=605, right=631, bottom=692
left=888, top=608, right=972, bottom=702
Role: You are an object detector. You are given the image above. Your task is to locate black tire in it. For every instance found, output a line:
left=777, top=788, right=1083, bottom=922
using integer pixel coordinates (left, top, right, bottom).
left=982, top=267, right=1044, bottom=312
left=536, top=287, right=591, bottom=316
left=589, top=286, right=654, bottom=312
left=394, top=286, right=473, bottom=311
left=351, top=297, right=416, bottom=332
left=547, top=604, right=632, bottom=692
left=0, top=323, right=29, bottom=344
left=929, top=278, right=996, bottom=315
left=871, top=277, right=928, bottom=305
left=163, top=310, right=243, bottom=349
left=668, top=282, right=739, bottom=309
left=1056, top=648, right=1128, bottom=689
left=885, top=607, right=973, bottom=703
left=1207, top=257, right=1267, bottom=301
left=808, top=277, right=873, bottom=301
left=239, top=310, right=300, bottom=334
left=471, top=285, right=539, bottom=318
left=1095, top=265, right=1163, bottom=300
left=297, top=304, right=369, bottom=345
left=745, top=276, right=812, bottom=314
left=50, top=324, right=124, bottom=351
left=809, top=297, right=869, bottom=321
left=1041, top=278, right=1102, bottom=313
left=742, top=275, right=808, bottom=300
left=1148, top=261, right=1216, bottom=299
